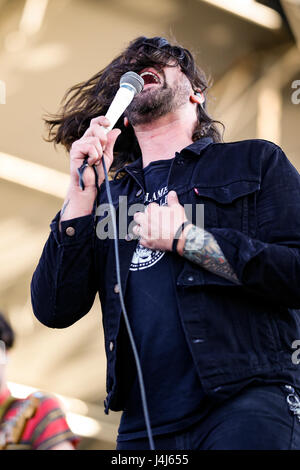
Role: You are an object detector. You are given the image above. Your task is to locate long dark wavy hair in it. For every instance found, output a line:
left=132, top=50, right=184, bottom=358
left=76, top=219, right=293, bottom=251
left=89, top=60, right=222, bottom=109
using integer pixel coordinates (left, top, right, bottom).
left=45, top=36, right=224, bottom=171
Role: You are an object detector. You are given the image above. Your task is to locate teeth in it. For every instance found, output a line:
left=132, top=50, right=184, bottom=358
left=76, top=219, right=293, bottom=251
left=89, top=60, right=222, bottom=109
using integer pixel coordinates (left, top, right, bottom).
left=140, top=71, right=160, bottom=83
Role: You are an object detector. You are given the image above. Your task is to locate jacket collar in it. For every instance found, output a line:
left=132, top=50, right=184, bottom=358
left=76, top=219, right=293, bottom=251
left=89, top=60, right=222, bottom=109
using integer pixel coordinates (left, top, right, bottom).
left=180, top=137, right=213, bottom=156
left=113, top=156, right=143, bottom=181
left=113, top=137, right=213, bottom=182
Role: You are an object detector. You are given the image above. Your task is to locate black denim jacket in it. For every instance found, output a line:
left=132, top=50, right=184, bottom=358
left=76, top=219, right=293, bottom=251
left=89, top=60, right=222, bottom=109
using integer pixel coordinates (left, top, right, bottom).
left=31, top=137, right=300, bottom=414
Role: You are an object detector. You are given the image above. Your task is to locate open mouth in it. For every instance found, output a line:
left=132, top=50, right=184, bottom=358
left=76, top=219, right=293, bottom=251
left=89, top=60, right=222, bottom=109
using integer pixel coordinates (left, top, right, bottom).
left=139, top=69, right=161, bottom=86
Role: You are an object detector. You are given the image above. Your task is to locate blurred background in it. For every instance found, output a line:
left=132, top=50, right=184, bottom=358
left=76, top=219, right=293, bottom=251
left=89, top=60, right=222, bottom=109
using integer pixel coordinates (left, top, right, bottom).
left=0, top=0, right=299, bottom=450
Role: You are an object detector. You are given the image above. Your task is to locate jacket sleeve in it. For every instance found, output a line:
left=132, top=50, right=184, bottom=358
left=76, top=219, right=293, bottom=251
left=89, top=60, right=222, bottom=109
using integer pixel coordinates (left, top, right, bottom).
left=209, top=145, right=300, bottom=309
left=31, top=212, right=98, bottom=328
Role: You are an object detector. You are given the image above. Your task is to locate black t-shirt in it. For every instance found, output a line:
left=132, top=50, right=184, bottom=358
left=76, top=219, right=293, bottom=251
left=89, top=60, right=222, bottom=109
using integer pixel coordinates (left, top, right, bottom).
left=117, top=158, right=205, bottom=441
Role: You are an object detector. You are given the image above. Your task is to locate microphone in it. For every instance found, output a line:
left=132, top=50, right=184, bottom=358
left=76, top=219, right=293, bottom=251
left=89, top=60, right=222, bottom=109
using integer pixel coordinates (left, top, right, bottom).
left=77, top=71, right=144, bottom=190
left=104, top=71, right=144, bottom=133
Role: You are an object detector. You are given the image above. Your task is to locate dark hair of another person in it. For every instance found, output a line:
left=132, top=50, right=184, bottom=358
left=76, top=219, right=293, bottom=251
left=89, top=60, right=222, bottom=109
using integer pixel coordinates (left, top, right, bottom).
left=0, top=313, right=15, bottom=350
left=44, top=36, right=224, bottom=172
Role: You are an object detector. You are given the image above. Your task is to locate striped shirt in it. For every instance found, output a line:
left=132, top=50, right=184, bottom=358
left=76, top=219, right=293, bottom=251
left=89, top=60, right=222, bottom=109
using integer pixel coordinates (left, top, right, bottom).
left=0, top=388, right=79, bottom=450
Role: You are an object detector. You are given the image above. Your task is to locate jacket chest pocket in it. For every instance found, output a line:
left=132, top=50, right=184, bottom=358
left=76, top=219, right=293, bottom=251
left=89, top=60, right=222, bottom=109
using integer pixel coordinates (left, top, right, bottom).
left=191, top=180, right=260, bottom=237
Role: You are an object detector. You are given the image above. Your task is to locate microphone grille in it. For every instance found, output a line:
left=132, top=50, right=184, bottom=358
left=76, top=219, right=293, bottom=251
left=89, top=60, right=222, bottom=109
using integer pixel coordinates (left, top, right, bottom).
left=120, top=71, right=144, bottom=95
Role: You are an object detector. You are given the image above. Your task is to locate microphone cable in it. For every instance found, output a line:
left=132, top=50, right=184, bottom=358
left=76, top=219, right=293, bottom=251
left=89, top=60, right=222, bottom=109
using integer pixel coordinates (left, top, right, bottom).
left=99, top=156, right=155, bottom=450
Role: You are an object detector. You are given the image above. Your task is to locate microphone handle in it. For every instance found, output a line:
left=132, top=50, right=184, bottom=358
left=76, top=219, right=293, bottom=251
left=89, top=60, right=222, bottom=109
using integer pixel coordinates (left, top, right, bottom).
left=77, top=86, right=135, bottom=190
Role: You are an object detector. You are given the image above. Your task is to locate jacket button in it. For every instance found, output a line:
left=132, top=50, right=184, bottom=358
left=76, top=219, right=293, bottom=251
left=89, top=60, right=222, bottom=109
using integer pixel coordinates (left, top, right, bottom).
left=125, top=233, right=134, bottom=241
left=65, top=226, right=75, bottom=237
left=114, top=284, right=120, bottom=294
left=187, top=275, right=194, bottom=282
left=109, top=341, right=114, bottom=351
left=135, top=189, right=143, bottom=197
left=176, top=158, right=184, bottom=166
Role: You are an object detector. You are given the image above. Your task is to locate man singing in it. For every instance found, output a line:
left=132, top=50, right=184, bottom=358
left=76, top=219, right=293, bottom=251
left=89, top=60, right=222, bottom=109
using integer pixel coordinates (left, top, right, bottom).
left=31, top=36, right=300, bottom=450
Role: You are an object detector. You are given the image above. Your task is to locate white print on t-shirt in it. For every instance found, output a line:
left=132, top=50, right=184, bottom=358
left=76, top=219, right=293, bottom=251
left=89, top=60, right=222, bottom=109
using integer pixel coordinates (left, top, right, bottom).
left=144, top=186, right=168, bottom=205
left=130, top=185, right=168, bottom=271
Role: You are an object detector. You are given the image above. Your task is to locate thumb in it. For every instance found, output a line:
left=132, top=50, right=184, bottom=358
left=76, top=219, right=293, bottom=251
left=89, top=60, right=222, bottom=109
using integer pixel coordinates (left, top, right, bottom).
left=168, top=190, right=179, bottom=206
left=105, top=128, right=122, bottom=159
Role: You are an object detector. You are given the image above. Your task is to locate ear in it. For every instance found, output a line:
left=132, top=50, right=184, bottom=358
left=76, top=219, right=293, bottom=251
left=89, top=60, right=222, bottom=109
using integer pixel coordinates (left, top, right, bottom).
left=124, top=116, right=129, bottom=128
left=190, top=90, right=205, bottom=106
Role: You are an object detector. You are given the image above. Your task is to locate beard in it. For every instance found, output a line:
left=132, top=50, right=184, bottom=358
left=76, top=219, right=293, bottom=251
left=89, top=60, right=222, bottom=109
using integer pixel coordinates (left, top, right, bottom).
left=126, top=75, right=191, bottom=126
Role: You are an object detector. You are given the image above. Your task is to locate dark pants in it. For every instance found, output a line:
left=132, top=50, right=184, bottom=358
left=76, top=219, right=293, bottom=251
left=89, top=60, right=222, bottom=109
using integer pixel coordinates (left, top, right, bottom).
left=116, top=383, right=300, bottom=450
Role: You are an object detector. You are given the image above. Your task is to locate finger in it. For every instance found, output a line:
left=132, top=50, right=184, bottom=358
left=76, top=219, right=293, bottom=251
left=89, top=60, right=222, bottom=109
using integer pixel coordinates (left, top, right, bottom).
left=81, top=136, right=103, bottom=157
left=167, top=191, right=179, bottom=206
left=84, top=123, right=109, bottom=144
left=92, top=116, right=111, bottom=126
left=139, top=237, right=151, bottom=248
left=89, top=116, right=111, bottom=129
left=104, top=128, right=122, bottom=160
left=146, top=202, right=159, bottom=214
left=83, top=127, right=108, bottom=158
left=134, top=211, right=146, bottom=225
left=84, top=124, right=104, bottom=140
left=77, top=137, right=103, bottom=165
left=132, top=224, right=141, bottom=237
left=78, top=142, right=99, bottom=165
left=83, top=116, right=111, bottom=138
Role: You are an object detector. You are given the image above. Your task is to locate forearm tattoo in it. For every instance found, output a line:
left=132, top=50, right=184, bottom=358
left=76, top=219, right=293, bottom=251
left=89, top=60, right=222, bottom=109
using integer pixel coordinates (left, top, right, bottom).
left=183, top=225, right=241, bottom=284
